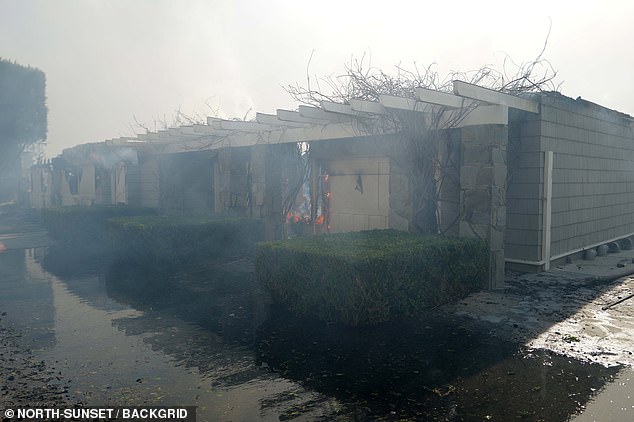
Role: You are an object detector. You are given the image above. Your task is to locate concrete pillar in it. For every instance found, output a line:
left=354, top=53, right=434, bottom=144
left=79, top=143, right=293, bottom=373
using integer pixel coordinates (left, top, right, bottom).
left=140, top=156, right=160, bottom=209
left=78, top=165, right=96, bottom=205
left=387, top=159, right=412, bottom=231
left=215, top=148, right=232, bottom=213
left=113, top=162, right=127, bottom=205
left=459, top=125, right=508, bottom=288
left=250, top=145, right=268, bottom=218
left=29, top=166, right=52, bottom=209
left=252, top=144, right=286, bottom=240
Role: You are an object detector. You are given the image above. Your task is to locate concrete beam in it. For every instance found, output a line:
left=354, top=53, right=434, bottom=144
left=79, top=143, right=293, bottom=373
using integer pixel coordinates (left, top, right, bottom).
left=166, top=121, right=382, bottom=153
left=218, top=119, right=275, bottom=132
left=443, top=104, right=508, bottom=127
left=105, top=137, right=146, bottom=146
left=298, top=105, right=353, bottom=123
left=207, top=116, right=222, bottom=126
left=136, top=133, right=155, bottom=141
left=379, top=94, right=429, bottom=112
left=278, top=109, right=330, bottom=124
left=137, top=132, right=168, bottom=143
left=416, top=87, right=477, bottom=108
left=256, top=112, right=308, bottom=128
left=349, top=99, right=386, bottom=115
left=192, top=124, right=232, bottom=136
left=168, top=127, right=200, bottom=137
left=320, top=101, right=369, bottom=117
left=453, top=80, right=539, bottom=113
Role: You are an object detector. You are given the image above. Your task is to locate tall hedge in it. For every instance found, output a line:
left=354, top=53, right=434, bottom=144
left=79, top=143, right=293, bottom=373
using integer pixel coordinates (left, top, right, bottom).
left=106, top=215, right=265, bottom=266
left=41, top=206, right=157, bottom=253
left=0, top=59, right=47, bottom=144
left=256, top=230, right=488, bottom=326
left=0, top=59, right=47, bottom=199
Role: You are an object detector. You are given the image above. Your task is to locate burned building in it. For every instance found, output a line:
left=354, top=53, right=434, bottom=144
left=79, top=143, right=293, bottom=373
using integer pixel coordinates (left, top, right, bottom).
left=38, top=82, right=634, bottom=287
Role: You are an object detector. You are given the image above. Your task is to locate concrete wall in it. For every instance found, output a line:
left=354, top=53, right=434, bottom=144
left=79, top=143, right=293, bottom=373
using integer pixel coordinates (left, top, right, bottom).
left=77, top=165, right=96, bottom=205
left=438, top=129, right=462, bottom=236
left=309, top=134, right=466, bottom=236
left=310, top=137, right=396, bottom=232
left=506, top=110, right=543, bottom=263
left=215, top=147, right=250, bottom=215
left=324, top=156, right=390, bottom=232
left=95, top=167, right=111, bottom=205
left=159, top=151, right=214, bottom=215
left=111, top=162, right=127, bottom=204
left=459, top=125, right=508, bottom=287
left=507, top=93, right=634, bottom=266
left=54, top=166, right=81, bottom=207
left=138, top=156, right=160, bottom=208
left=126, top=163, right=142, bottom=207
left=251, top=144, right=287, bottom=239
left=29, top=166, right=53, bottom=209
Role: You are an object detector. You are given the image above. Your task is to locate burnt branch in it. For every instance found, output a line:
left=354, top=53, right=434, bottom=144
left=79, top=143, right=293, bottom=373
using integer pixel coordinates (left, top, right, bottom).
left=285, top=37, right=558, bottom=234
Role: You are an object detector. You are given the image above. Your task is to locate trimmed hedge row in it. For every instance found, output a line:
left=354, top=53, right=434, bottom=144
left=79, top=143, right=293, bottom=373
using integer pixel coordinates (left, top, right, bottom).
left=255, top=230, right=488, bottom=326
left=41, top=206, right=157, bottom=252
left=106, top=215, right=265, bottom=266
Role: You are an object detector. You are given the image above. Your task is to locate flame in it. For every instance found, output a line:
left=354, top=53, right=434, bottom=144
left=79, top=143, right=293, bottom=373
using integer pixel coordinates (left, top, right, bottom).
left=286, top=212, right=303, bottom=224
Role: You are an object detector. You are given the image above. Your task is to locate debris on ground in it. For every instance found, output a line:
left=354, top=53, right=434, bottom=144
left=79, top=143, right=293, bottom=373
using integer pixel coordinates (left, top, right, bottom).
left=447, top=272, right=634, bottom=367
left=0, top=313, right=79, bottom=408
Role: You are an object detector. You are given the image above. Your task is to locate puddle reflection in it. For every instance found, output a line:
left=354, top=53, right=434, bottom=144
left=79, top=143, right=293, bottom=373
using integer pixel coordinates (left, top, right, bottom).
left=0, top=247, right=623, bottom=421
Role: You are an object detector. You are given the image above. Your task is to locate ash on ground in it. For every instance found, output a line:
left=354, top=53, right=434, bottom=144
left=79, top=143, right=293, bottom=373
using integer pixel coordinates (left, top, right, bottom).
left=447, top=271, right=634, bottom=368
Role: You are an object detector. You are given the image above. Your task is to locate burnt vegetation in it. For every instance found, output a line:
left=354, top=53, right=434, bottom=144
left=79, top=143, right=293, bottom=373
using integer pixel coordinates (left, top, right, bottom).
left=285, top=43, right=559, bottom=235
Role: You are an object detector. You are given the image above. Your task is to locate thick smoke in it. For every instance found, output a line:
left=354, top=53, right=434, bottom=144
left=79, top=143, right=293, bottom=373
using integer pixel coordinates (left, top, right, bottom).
left=89, top=146, right=138, bottom=169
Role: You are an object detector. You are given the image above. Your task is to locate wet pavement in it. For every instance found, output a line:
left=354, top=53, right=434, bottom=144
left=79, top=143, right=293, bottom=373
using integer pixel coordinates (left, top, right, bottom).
left=0, top=208, right=52, bottom=251
left=571, top=368, right=634, bottom=422
left=1, top=205, right=634, bottom=421
left=1, top=247, right=342, bottom=421
left=450, top=263, right=634, bottom=368
left=447, top=254, right=634, bottom=422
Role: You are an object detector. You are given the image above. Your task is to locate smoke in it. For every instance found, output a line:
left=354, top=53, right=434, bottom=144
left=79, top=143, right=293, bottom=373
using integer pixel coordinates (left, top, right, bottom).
left=63, top=144, right=138, bottom=169
left=90, top=146, right=139, bottom=169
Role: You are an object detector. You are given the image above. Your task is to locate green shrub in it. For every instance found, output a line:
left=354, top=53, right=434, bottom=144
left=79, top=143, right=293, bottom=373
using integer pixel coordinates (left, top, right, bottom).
left=41, top=206, right=157, bottom=252
left=255, top=230, right=488, bottom=326
left=106, top=215, right=265, bottom=266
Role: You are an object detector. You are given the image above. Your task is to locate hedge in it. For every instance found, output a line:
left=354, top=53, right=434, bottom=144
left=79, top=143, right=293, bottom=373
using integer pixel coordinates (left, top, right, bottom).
left=106, top=215, right=265, bottom=266
left=255, top=230, right=488, bottom=326
left=41, top=206, right=157, bottom=253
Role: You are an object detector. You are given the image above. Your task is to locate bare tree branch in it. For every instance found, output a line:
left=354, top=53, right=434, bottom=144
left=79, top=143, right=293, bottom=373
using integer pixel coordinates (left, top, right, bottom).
left=284, top=36, right=559, bottom=234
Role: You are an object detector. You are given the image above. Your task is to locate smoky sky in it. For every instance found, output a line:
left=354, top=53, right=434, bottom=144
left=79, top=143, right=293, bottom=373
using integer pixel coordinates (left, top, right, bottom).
left=1, top=0, right=633, bottom=157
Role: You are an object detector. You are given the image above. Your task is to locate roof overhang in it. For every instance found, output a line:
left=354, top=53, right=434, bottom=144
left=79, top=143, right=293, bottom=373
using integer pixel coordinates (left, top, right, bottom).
left=65, top=81, right=541, bottom=155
